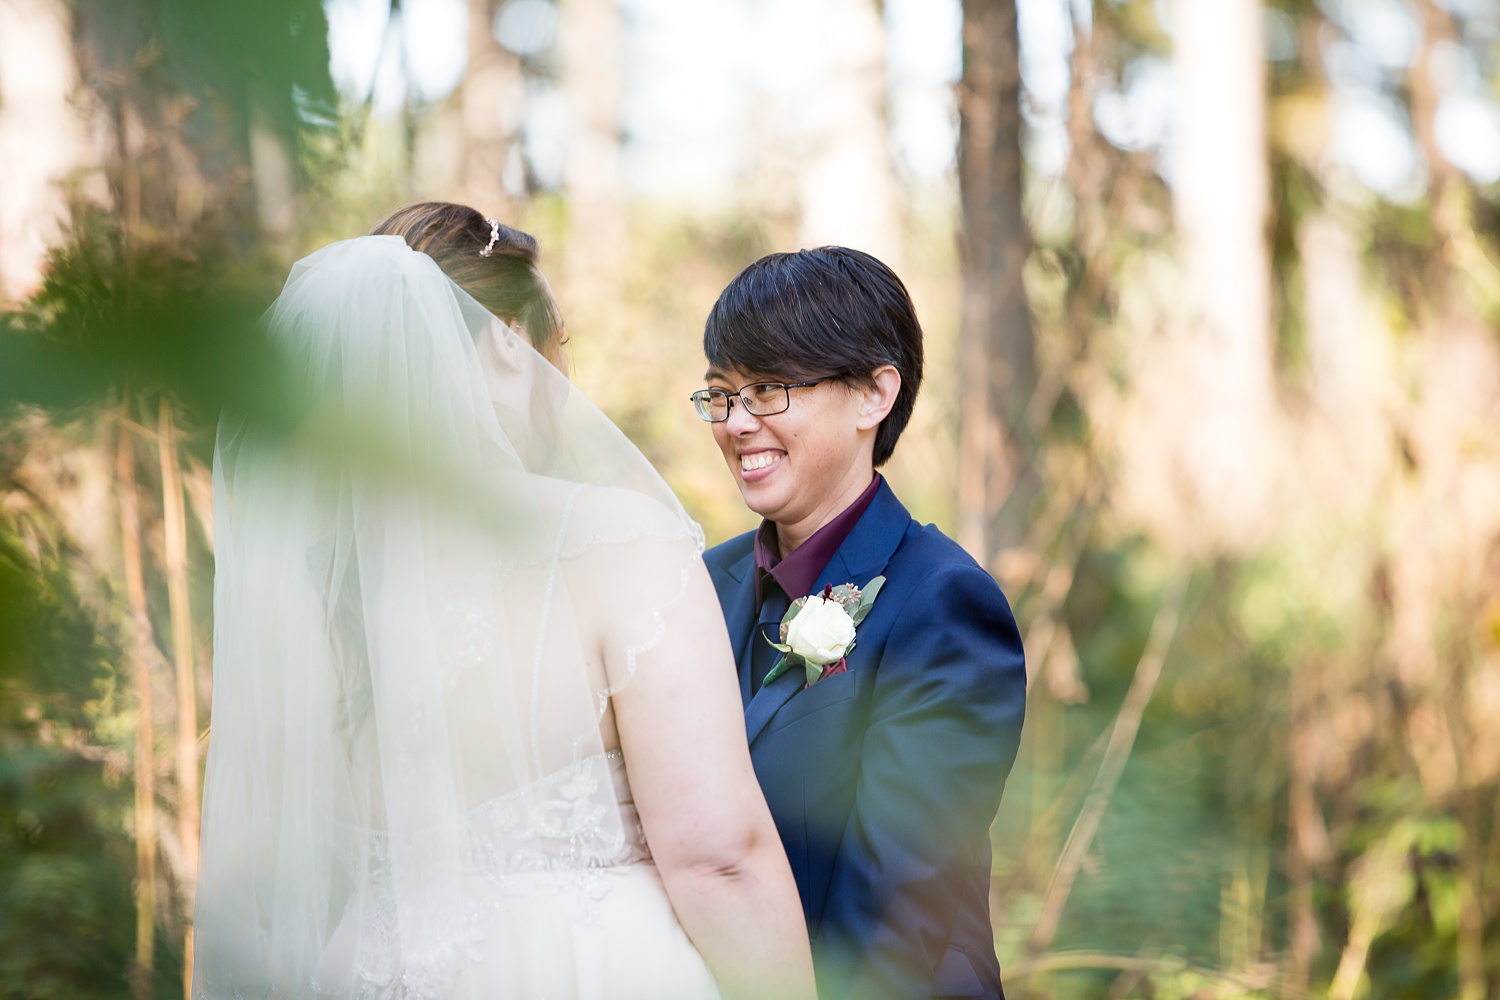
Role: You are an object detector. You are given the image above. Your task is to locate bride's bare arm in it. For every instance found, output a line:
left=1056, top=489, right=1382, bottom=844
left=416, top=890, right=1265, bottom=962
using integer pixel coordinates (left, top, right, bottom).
left=606, top=554, right=816, bottom=1000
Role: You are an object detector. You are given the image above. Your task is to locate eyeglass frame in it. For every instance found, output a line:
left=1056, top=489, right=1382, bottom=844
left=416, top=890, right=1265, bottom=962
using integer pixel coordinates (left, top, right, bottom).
left=689, top=377, right=836, bottom=422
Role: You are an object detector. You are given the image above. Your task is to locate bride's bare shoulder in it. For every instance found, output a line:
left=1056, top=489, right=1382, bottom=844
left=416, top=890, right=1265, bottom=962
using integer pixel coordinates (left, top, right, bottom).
left=540, top=480, right=697, bottom=645
left=526, top=475, right=692, bottom=544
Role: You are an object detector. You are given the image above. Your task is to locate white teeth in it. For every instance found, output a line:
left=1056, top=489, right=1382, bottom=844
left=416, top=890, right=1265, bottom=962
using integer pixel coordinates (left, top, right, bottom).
left=740, top=452, right=780, bottom=472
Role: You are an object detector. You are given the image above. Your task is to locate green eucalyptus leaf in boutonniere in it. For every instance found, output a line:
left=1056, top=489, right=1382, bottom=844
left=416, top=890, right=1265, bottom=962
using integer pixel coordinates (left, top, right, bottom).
left=761, top=576, right=887, bottom=689
left=850, top=575, right=885, bottom=626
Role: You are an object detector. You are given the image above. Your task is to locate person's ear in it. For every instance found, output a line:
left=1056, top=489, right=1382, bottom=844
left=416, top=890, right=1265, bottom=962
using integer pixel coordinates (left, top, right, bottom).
left=480, top=318, right=523, bottom=372
left=854, top=366, right=901, bottom=430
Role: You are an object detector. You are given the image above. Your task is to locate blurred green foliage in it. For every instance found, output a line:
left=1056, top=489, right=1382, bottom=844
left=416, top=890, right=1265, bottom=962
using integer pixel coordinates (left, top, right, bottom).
left=0, top=502, right=140, bottom=997
left=0, top=1, right=340, bottom=994
left=0, top=207, right=293, bottom=437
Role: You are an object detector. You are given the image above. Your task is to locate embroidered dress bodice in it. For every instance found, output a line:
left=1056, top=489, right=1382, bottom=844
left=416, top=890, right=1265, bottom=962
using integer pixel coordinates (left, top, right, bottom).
left=333, top=751, right=648, bottom=898
left=465, top=750, right=651, bottom=877
left=319, top=753, right=666, bottom=1000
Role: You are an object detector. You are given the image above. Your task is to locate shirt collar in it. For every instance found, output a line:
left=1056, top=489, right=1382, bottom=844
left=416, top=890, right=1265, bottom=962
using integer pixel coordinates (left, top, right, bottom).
left=754, top=473, right=883, bottom=610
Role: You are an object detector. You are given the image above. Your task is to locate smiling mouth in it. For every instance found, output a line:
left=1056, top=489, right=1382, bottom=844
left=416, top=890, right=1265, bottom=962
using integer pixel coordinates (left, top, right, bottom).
left=740, top=452, right=782, bottom=472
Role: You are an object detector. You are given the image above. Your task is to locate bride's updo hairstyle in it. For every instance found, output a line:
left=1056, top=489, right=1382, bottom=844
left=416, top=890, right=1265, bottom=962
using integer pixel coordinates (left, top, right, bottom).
left=371, top=201, right=563, bottom=353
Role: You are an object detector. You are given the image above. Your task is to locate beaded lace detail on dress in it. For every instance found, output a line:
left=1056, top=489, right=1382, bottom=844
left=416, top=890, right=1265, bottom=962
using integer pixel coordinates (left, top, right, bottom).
left=312, top=752, right=649, bottom=1000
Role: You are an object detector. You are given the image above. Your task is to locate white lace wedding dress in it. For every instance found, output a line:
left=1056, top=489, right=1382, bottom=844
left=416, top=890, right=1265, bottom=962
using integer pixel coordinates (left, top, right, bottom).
left=192, top=237, right=724, bottom=999
left=309, top=751, right=720, bottom=999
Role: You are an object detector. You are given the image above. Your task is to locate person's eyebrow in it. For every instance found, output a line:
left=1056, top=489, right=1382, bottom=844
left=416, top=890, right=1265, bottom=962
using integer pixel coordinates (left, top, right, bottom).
left=703, top=368, right=729, bottom=382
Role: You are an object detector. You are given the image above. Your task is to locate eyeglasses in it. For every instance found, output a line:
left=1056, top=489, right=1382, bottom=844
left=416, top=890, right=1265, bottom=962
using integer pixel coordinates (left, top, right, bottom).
left=689, top=378, right=833, bottom=422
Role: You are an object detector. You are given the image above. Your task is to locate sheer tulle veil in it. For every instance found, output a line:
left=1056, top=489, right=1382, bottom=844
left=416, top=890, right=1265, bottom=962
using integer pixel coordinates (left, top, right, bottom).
left=192, top=236, right=704, bottom=998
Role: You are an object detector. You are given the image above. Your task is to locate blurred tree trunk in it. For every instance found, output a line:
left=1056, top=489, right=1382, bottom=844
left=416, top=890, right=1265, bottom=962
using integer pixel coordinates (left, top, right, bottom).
left=0, top=0, right=105, bottom=304
left=1174, top=0, right=1270, bottom=379
left=158, top=401, right=198, bottom=874
left=1284, top=660, right=1330, bottom=994
left=956, top=0, right=1037, bottom=565
left=1169, top=0, right=1275, bottom=545
left=1409, top=17, right=1485, bottom=984
left=118, top=412, right=158, bottom=1000
left=417, top=0, right=527, bottom=217
left=798, top=0, right=900, bottom=266
left=158, top=400, right=199, bottom=998
left=460, top=0, right=526, bottom=216
left=1063, top=12, right=1109, bottom=336
left=249, top=99, right=296, bottom=242
left=559, top=0, right=625, bottom=296
left=1409, top=0, right=1458, bottom=290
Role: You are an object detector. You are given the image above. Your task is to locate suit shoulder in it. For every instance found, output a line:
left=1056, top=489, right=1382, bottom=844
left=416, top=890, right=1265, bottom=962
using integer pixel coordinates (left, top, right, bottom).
left=890, top=521, right=989, bottom=580
left=704, top=529, right=755, bottom=571
left=884, top=521, right=1014, bottom=615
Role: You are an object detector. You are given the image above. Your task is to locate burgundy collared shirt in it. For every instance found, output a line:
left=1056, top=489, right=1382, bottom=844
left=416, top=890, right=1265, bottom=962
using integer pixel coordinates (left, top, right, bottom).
left=754, top=473, right=883, bottom=611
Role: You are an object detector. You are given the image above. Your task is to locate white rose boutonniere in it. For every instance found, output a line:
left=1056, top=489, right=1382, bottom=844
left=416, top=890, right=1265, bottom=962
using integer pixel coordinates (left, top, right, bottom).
left=786, top=596, right=857, bottom=665
left=763, top=577, right=886, bottom=689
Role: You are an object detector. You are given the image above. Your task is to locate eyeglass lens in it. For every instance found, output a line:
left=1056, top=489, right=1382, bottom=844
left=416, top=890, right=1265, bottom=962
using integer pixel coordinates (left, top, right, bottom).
left=691, top=383, right=794, bottom=422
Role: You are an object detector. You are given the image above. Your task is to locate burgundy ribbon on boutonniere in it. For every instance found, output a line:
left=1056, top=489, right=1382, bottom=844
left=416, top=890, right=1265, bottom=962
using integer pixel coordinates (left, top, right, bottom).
left=762, top=576, right=885, bottom=690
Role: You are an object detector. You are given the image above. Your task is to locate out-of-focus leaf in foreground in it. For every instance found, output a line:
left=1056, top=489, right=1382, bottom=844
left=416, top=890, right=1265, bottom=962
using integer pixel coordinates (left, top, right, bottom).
left=0, top=208, right=302, bottom=435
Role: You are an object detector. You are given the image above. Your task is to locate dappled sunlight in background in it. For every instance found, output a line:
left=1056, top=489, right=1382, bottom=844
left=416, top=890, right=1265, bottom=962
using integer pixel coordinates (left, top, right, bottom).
left=2, top=0, right=1499, bottom=997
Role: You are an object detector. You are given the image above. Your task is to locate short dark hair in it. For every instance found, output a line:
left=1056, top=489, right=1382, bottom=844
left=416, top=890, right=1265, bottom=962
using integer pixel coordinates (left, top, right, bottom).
left=370, top=201, right=563, bottom=351
left=704, top=247, right=924, bottom=466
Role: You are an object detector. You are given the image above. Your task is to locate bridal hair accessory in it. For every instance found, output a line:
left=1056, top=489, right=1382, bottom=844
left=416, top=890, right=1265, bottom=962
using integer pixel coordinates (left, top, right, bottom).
left=764, top=576, right=886, bottom=689
left=480, top=217, right=501, bottom=256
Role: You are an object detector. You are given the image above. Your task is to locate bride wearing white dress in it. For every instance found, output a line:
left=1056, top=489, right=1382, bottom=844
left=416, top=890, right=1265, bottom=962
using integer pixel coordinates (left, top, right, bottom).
left=192, top=204, right=816, bottom=1000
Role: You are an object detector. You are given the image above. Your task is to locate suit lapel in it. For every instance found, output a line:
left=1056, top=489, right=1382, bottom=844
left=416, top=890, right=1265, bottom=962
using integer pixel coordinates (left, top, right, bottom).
left=744, top=664, right=804, bottom=745
left=818, top=481, right=911, bottom=587
left=743, top=481, right=913, bottom=747
left=719, top=550, right=759, bottom=708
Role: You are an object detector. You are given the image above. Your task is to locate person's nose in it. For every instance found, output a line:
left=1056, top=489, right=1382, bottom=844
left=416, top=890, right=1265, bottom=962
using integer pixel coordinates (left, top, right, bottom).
left=723, top=396, right=762, bottom=436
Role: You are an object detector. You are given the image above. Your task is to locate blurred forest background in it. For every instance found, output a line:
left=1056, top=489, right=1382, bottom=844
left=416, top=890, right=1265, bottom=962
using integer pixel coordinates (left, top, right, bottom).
left=1, top=0, right=1498, bottom=997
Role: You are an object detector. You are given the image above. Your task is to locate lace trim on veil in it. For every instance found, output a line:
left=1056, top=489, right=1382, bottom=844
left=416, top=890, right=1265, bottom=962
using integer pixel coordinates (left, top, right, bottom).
left=537, top=484, right=702, bottom=730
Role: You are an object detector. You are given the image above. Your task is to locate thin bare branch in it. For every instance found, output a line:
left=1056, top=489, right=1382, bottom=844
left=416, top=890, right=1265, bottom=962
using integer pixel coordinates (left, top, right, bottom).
left=118, top=402, right=158, bottom=1000
left=158, top=399, right=199, bottom=1000
left=1027, top=572, right=1189, bottom=952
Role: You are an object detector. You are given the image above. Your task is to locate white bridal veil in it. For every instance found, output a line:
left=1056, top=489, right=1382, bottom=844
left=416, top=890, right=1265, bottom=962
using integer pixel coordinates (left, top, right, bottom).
left=193, top=236, right=703, bottom=998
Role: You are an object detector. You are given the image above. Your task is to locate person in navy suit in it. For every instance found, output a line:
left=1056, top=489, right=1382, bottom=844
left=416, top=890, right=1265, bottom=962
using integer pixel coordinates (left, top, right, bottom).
left=691, top=247, right=1028, bottom=1000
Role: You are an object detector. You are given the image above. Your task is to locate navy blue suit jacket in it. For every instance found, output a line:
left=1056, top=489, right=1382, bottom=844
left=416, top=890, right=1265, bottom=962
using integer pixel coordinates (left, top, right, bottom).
left=703, top=481, right=1027, bottom=999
